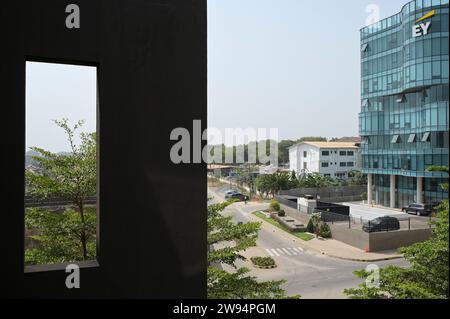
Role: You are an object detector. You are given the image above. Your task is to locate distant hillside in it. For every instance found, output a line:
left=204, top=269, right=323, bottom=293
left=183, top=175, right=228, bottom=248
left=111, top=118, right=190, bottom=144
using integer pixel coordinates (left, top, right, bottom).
left=25, top=150, right=72, bottom=167
left=25, top=150, right=40, bottom=166
left=330, top=137, right=361, bottom=143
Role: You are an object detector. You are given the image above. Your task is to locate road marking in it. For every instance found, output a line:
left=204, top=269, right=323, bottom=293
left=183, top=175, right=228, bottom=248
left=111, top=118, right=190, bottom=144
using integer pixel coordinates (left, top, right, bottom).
left=271, top=249, right=280, bottom=256
left=265, top=247, right=306, bottom=257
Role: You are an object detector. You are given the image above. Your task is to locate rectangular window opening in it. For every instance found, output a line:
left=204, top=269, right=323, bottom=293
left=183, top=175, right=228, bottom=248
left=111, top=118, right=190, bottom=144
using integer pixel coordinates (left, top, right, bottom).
left=25, top=60, right=98, bottom=271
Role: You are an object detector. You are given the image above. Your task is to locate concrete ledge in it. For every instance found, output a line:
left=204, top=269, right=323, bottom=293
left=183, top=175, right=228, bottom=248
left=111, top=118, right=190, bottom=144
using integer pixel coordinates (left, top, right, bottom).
left=321, top=251, right=404, bottom=262
left=271, top=213, right=307, bottom=232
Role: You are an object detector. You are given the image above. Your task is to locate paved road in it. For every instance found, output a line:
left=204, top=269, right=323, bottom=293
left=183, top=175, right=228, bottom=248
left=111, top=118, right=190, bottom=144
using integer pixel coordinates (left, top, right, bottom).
left=208, top=187, right=409, bottom=299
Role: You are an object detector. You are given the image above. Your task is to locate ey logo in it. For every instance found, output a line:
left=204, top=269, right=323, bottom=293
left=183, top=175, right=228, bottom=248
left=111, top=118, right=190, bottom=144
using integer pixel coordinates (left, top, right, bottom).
left=412, top=10, right=435, bottom=38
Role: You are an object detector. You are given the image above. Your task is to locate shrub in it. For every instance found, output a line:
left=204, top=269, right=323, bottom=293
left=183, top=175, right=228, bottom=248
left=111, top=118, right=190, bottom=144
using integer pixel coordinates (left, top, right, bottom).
left=310, top=212, right=321, bottom=225
left=360, top=192, right=367, bottom=201
left=251, top=256, right=276, bottom=268
left=307, top=212, right=321, bottom=233
left=278, top=210, right=286, bottom=217
left=319, top=223, right=332, bottom=238
left=269, top=200, right=280, bottom=212
left=306, top=218, right=315, bottom=233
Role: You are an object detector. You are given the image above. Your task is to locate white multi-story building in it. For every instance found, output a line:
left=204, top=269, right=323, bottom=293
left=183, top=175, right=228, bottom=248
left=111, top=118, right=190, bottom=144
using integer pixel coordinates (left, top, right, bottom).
left=289, top=142, right=360, bottom=179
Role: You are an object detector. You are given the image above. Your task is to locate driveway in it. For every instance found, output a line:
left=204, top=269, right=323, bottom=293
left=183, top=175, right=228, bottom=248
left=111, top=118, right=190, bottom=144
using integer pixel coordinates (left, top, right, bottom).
left=344, top=202, right=411, bottom=221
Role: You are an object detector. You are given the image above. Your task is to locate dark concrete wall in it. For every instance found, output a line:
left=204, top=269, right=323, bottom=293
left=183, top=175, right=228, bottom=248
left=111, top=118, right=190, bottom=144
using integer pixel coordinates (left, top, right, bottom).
left=1, top=0, right=206, bottom=298
left=369, top=229, right=432, bottom=252
left=329, top=224, right=370, bottom=251
left=330, top=224, right=433, bottom=252
left=280, top=204, right=310, bottom=224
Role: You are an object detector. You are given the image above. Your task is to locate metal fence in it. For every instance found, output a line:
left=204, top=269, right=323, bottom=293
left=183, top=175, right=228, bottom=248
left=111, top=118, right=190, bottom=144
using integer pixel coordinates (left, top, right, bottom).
left=316, top=209, right=433, bottom=232
left=25, top=196, right=96, bottom=208
left=275, top=195, right=297, bottom=210
left=280, top=185, right=366, bottom=202
left=276, top=195, right=434, bottom=234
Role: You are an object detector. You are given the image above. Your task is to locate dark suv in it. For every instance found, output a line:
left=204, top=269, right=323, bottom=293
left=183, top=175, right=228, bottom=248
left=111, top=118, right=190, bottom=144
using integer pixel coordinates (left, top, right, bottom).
left=228, top=193, right=249, bottom=202
left=401, top=203, right=434, bottom=216
left=362, top=216, right=400, bottom=233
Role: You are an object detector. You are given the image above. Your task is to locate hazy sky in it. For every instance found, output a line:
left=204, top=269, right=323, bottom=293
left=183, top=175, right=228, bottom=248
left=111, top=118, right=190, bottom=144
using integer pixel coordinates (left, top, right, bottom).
left=26, top=0, right=410, bottom=152
left=208, top=0, right=408, bottom=141
left=26, top=62, right=97, bottom=153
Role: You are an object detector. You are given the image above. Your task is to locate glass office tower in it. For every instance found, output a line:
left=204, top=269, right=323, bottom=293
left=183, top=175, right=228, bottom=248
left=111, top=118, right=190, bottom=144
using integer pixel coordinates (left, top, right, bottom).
left=360, top=0, right=449, bottom=208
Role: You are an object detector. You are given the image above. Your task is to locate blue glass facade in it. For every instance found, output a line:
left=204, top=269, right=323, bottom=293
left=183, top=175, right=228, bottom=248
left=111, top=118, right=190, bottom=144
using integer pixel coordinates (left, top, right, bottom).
left=360, top=0, right=449, bottom=208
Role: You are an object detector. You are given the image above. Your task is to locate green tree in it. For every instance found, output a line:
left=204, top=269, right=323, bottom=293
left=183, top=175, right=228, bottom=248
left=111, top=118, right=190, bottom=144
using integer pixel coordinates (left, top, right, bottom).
left=213, top=137, right=326, bottom=165
left=278, top=140, right=297, bottom=164
left=25, top=119, right=96, bottom=263
left=255, top=172, right=291, bottom=198
left=347, top=170, right=367, bottom=186
left=290, top=170, right=297, bottom=181
left=255, top=175, right=271, bottom=199
left=207, top=202, right=298, bottom=299
left=25, top=208, right=96, bottom=265
left=344, top=166, right=449, bottom=299
left=297, top=172, right=336, bottom=188
left=269, top=199, right=280, bottom=212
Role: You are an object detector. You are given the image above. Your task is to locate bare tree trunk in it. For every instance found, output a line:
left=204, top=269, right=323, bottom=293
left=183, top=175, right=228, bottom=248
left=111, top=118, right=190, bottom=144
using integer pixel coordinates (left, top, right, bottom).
left=78, top=201, right=88, bottom=260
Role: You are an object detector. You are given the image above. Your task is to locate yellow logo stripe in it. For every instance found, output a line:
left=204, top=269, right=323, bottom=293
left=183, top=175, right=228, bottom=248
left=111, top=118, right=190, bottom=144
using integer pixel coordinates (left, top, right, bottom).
left=416, top=10, right=435, bottom=23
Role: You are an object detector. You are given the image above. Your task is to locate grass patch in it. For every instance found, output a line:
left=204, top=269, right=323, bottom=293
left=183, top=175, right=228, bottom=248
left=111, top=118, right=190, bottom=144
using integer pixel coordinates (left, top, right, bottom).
left=253, top=211, right=314, bottom=241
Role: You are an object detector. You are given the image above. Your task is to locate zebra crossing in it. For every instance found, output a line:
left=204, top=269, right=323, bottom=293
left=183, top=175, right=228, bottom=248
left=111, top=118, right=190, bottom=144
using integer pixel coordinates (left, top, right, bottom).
left=265, top=247, right=304, bottom=257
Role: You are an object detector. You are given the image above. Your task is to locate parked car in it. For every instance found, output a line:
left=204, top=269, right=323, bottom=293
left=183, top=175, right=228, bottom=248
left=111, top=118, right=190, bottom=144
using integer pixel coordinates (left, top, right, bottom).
left=224, top=190, right=239, bottom=199
left=227, top=193, right=249, bottom=202
left=401, top=203, right=434, bottom=216
left=362, top=216, right=400, bottom=233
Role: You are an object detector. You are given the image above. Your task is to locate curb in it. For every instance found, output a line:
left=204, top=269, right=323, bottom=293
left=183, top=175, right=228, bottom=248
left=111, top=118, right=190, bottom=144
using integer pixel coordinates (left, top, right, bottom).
left=322, top=253, right=404, bottom=262
left=252, top=264, right=277, bottom=269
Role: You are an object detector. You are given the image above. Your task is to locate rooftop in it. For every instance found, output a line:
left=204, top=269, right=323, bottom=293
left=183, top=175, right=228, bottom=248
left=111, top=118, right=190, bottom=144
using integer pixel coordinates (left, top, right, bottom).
left=291, top=141, right=359, bottom=149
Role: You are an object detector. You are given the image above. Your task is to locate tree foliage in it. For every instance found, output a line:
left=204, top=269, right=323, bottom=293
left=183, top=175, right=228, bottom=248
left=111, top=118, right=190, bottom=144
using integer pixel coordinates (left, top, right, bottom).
left=211, top=137, right=327, bottom=165
left=344, top=166, right=449, bottom=299
left=255, top=172, right=293, bottom=198
left=25, top=119, right=96, bottom=263
left=297, top=172, right=336, bottom=188
left=269, top=200, right=280, bottom=212
left=25, top=207, right=96, bottom=265
left=207, top=202, right=298, bottom=299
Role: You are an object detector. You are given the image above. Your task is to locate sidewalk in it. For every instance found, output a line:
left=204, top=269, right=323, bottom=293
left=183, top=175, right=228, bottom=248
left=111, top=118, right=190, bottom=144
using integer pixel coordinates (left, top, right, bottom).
left=299, top=237, right=403, bottom=262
